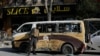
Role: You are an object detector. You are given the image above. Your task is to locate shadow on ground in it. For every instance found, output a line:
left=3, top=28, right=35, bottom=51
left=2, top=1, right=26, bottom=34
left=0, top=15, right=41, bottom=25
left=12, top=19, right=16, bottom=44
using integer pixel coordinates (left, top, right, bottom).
left=0, top=47, right=62, bottom=55
left=0, top=48, right=20, bottom=53
left=83, top=52, right=100, bottom=55
left=1, top=47, right=100, bottom=55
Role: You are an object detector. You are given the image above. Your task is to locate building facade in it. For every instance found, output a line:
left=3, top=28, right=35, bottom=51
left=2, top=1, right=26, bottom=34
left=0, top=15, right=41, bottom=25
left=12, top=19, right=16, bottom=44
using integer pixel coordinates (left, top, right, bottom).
left=0, top=0, right=3, bottom=30
left=2, top=0, right=78, bottom=38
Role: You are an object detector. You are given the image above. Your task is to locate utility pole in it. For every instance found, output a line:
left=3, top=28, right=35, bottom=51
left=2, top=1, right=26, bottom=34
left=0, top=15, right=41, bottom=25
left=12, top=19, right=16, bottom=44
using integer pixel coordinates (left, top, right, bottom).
left=45, top=0, right=53, bottom=21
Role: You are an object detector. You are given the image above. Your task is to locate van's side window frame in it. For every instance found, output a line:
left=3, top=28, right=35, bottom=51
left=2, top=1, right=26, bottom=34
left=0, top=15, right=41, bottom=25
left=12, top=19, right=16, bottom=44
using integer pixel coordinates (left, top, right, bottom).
left=36, top=22, right=81, bottom=33
left=17, top=24, right=32, bottom=32
left=37, top=23, right=57, bottom=33
left=58, top=23, right=81, bottom=33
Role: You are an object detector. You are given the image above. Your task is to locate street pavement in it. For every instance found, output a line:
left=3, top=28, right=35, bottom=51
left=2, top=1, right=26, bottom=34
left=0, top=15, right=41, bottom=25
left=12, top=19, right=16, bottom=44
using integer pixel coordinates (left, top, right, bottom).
left=0, top=47, right=100, bottom=56
left=0, top=41, right=100, bottom=56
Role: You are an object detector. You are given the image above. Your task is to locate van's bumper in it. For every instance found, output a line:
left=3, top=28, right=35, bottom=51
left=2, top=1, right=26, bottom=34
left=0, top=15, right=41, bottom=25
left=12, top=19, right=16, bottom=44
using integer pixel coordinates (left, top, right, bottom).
left=11, top=41, right=18, bottom=49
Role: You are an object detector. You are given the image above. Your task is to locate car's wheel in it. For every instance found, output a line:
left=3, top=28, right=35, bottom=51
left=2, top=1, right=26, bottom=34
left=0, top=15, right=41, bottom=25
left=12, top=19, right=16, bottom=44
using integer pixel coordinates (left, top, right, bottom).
left=19, top=43, right=29, bottom=52
left=61, top=44, right=74, bottom=55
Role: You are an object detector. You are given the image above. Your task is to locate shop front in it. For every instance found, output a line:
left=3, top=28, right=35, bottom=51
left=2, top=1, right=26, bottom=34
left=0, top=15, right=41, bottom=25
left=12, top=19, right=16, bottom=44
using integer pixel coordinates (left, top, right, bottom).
left=3, top=5, right=76, bottom=39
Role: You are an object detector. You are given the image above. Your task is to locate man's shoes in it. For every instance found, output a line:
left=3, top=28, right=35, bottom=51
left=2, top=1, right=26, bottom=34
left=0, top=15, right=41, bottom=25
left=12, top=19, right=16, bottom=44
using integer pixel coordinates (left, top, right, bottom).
left=33, top=53, right=36, bottom=55
left=32, top=51, right=36, bottom=55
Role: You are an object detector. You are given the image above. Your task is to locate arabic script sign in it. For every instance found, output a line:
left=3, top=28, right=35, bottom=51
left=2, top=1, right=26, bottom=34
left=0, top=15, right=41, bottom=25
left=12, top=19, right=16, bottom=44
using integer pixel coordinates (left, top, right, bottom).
left=3, top=5, right=76, bottom=16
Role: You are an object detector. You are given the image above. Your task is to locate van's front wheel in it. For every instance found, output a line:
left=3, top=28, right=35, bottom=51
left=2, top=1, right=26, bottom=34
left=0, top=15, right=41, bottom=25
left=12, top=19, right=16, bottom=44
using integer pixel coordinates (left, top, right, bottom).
left=61, top=44, right=74, bottom=55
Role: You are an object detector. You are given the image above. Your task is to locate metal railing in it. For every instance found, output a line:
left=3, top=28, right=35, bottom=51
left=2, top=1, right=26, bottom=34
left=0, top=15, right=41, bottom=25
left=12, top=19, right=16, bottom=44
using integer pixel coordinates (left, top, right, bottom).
left=0, top=31, right=7, bottom=41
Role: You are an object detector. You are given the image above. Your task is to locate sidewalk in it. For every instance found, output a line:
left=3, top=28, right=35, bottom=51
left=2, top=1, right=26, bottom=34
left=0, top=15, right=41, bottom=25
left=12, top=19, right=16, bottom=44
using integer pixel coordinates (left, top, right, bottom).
left=0, top=40, right=12, bottom=48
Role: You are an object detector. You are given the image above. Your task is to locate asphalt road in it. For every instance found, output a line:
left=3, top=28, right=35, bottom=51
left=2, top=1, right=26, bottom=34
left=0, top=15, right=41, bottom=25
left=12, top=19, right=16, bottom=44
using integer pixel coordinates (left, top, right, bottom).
left=0, top=47, right=100, bottom=56
left=0, top=41, right=100, bottom=56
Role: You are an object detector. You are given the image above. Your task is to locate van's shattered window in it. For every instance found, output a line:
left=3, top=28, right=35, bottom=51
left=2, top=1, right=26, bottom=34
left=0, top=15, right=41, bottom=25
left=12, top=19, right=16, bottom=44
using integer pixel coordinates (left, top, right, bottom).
left=37, top=23, right=57, bottom=33
left=59, top=23, right=80, bottom=32
left=37, top=23, right=80, bottom=33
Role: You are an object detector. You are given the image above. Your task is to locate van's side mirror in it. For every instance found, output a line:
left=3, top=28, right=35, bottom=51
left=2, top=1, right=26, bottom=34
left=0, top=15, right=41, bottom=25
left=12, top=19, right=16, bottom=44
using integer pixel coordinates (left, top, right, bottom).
left=13, top=30, right=17, bottom=34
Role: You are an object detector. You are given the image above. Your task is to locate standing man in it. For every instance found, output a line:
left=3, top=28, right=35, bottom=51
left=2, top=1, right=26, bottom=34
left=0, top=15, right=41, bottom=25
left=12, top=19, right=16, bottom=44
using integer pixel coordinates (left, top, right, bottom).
left=27, top=27, right=39, bottom=56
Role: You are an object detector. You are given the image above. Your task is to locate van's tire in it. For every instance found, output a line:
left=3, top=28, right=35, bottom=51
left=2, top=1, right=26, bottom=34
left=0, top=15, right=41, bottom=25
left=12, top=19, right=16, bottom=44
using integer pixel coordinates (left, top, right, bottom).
left=19, top=42, right=29, bottom=52
left=61, top=44, right=74, bottom=55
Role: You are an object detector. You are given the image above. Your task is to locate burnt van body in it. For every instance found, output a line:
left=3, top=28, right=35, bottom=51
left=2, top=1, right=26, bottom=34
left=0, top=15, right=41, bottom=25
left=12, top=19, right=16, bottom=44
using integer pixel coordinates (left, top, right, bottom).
left=12, top=20, right=86, bottom=54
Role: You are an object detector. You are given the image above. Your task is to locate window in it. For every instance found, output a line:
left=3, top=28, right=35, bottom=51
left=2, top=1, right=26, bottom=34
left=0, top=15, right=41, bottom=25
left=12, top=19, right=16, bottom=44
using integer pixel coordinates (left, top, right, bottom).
left=59, top=23, right=80, bottom=32
left=59, top=23, right=72, bottom=32
left=72, top=23, right=80, bottom=32
left=18, top=24, right=32, bottom=32
left=37, top=22, right=81, bottom=33
left=37, top=23, right=57, bottom=33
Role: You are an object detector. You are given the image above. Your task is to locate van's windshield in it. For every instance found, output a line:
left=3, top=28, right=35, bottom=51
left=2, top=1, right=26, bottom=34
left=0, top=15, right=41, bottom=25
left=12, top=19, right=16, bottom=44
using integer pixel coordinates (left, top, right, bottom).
left=17, top=24, right=32, bottom=32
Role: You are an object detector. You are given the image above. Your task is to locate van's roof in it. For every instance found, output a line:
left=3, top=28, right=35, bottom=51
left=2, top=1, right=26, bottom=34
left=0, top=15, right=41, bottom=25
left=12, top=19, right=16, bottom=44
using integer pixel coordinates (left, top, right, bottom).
left=23, top=20, right=83, bottom=24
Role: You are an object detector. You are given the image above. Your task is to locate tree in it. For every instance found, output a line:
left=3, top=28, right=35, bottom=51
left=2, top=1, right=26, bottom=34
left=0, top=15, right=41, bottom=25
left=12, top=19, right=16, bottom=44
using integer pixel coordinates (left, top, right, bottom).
left=45, top=0, right=53, bottom=21
left=77, top=0, right=98, bottom=19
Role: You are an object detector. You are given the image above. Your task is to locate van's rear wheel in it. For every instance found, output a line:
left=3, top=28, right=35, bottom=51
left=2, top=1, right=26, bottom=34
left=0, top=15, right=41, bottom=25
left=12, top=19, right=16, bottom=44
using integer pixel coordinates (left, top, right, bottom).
left=61, top=44, right=74, bottom=55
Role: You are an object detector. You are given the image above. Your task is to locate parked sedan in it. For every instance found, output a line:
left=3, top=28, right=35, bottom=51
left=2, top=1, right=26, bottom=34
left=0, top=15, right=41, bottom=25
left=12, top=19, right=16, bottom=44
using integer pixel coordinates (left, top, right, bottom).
left=90, top=30, right=100, bottom=48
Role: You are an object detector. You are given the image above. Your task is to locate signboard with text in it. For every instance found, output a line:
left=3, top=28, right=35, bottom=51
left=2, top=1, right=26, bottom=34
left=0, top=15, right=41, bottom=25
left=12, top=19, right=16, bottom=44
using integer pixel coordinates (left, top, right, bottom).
left=3, top=5, right=76, bottom=16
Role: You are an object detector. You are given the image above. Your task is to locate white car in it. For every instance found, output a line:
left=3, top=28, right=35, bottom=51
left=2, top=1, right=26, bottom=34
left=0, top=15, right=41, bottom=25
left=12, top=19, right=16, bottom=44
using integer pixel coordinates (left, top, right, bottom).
left=90, top=30, right=100, bottom=48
